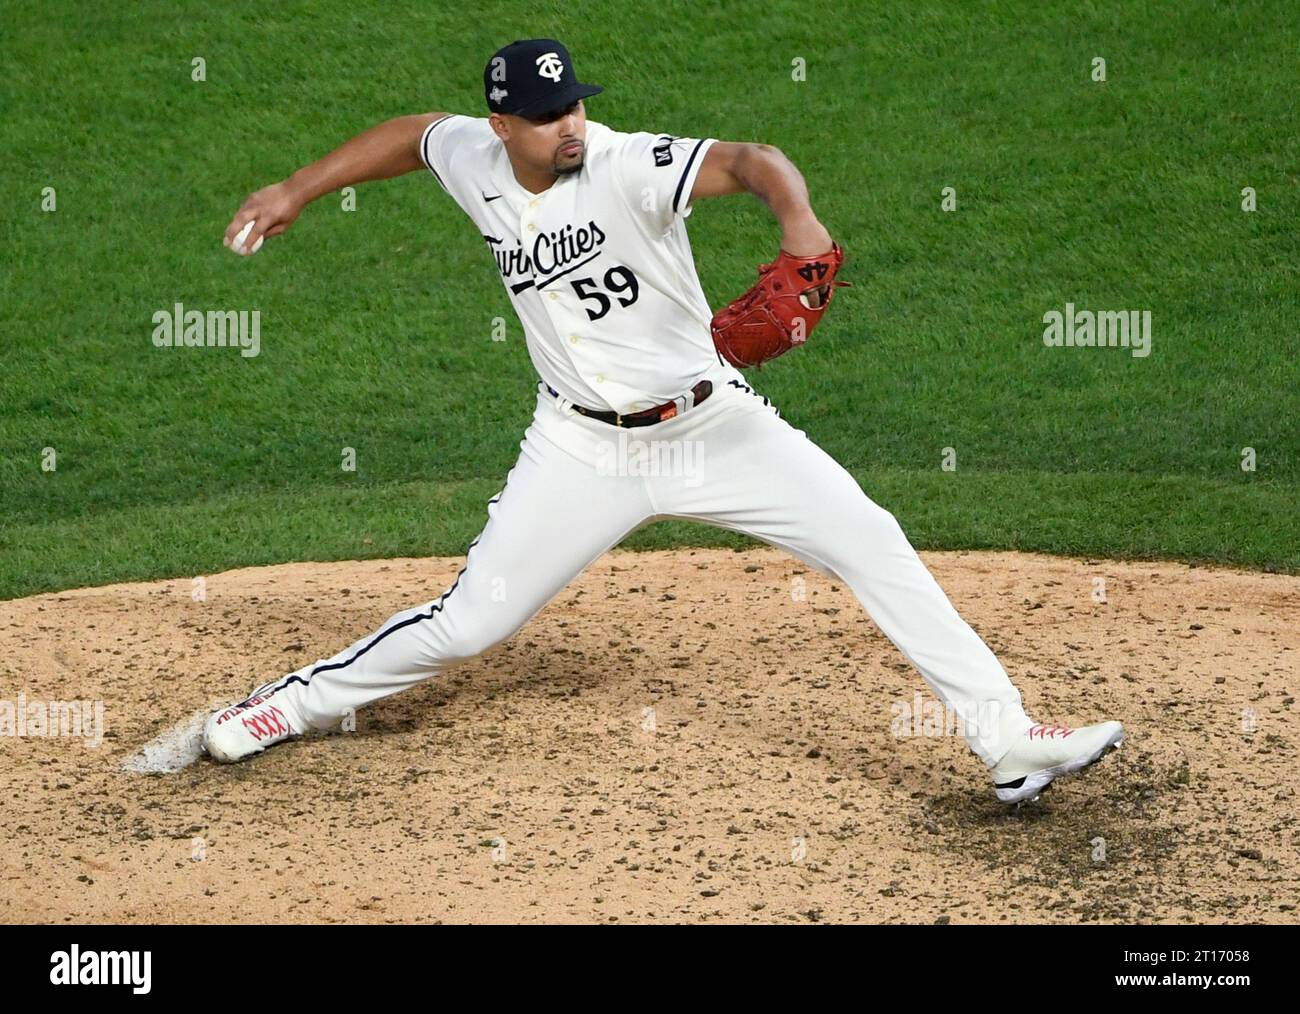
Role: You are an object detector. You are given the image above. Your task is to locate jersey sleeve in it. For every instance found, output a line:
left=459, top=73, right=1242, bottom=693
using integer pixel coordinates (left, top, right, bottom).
left=611, top=132, right=718, bottom=233
left=418, top=114, right=479, bottom=193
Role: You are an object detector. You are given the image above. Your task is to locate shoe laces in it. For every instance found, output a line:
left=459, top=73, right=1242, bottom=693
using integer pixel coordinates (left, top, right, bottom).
left=1029, top=723, right=1075, bottom=740
left=241, top=704, right=292, bottom=741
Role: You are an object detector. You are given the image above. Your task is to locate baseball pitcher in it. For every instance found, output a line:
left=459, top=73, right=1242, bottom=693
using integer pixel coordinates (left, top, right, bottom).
left=210, top=38, right=1122, bottom=804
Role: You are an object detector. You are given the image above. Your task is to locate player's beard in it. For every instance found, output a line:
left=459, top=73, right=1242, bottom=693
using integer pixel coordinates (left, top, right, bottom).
left=554, top=142, right=584, bottom=176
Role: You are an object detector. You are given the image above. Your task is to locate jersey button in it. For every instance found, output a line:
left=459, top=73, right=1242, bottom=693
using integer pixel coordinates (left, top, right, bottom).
left=548, top=292, right=558, bottom=301
left=569, top=334, right=579, bottom=344
left=596, top=374, right=605, bottom=384
left=527, top=224, right=537, bottom=232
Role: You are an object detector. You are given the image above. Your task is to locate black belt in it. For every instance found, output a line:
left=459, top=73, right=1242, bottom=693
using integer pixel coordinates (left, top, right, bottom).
left=545, top=380, right=713, bottom=428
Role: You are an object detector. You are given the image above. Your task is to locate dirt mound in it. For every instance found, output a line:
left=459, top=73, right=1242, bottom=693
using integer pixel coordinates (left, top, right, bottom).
left=1, top=548, right=1296, bottom=923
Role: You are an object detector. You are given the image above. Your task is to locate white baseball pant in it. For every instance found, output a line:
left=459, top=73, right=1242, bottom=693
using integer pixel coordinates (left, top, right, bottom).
left=284, top=369, right=1035, bottom=766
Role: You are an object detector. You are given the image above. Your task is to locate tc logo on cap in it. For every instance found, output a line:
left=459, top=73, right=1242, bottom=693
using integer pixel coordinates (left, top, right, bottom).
left=535, top=52, right=564, bottom=81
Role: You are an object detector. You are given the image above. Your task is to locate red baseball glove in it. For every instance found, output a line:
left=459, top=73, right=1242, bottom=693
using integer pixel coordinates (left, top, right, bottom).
left=711, top=241, right=850, bottom=369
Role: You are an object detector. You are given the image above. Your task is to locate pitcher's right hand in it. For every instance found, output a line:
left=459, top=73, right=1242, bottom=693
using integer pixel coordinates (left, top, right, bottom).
left=224, top=180, right=303, bottom=256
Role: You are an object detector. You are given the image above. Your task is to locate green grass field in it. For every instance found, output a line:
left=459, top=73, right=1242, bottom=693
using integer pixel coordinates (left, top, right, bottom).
left=2, top=0, right=1297, bottom=600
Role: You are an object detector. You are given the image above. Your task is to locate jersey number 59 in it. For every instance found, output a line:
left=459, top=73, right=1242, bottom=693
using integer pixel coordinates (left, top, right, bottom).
left=570, top=266, right=640, bottom=321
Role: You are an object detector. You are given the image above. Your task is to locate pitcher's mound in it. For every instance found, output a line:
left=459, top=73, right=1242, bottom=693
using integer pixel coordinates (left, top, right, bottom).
left=1, top=548, right=1296, bottom=923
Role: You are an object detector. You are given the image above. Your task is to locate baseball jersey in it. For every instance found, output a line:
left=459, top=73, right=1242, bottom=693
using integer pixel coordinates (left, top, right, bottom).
left=419, top=114, right=729, bottom=414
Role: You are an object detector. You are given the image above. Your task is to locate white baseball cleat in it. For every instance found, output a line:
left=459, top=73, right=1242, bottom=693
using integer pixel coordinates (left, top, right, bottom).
left=202, top=678, right=309, bottom=763
left=990, top=721, right=1124, bottom=804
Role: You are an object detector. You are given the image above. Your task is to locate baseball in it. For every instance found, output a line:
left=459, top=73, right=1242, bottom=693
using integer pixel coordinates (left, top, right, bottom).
left=231, top=219, right=264, bottom=256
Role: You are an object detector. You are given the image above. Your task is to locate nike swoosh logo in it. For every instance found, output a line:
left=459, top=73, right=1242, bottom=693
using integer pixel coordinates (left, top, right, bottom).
left=483, top=192, right=502, bottom=202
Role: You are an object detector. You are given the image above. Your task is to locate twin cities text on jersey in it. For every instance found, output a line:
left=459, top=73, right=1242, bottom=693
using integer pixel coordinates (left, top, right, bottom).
left=486, top=219, right=607, bottom=291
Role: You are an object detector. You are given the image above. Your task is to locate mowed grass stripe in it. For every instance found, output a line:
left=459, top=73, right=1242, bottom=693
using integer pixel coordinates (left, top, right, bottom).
left=1, top=470, right=1292, bottom=600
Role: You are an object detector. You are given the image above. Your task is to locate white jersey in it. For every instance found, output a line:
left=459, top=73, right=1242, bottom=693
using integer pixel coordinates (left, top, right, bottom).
left=419, top=114, right=734, bottom=414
